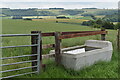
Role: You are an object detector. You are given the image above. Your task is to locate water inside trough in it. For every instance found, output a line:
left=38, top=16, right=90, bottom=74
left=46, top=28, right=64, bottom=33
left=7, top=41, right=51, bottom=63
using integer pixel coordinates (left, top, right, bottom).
left=63, top=46, right=101, bottom=54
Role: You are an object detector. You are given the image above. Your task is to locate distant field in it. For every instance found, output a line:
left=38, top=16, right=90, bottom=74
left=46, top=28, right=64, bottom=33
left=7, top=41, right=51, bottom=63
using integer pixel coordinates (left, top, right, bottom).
left=3, top=15, right=92, bottom=20
left=82, top=9, right=117, bottom=15
left=23, top=16, right=56, bottom=19
left=1, top=8, right=117, bottom=19
left=23, top=16, right=91, bottom=19
left=2, top=19, right=118, bottom=78
left=113, top=22, right=118, bottom=24
left=32, top=19, right=89, bottom=23
left=95, top=15, right=105, bottom=18
left=82, top=9, right=109, bottom=13
left=2, top=19, right=92, bottom=34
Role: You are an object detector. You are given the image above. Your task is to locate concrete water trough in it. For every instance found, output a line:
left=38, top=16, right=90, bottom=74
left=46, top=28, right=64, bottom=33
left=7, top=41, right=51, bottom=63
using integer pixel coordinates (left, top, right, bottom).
left=49, top=40, right=113, bottom=70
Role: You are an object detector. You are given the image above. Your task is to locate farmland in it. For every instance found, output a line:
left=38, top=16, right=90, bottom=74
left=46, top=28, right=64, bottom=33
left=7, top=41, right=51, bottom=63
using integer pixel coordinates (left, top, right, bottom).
left=1, top=8, right=117, bottom=17
left=1, top=18, right=119, bottom=78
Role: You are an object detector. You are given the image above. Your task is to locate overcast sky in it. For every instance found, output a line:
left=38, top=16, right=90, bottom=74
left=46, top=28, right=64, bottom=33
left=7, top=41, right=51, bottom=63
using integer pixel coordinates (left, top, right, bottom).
left=1, top=0, right=119, bottom=9
left=1, top=0, right=119, bottom=2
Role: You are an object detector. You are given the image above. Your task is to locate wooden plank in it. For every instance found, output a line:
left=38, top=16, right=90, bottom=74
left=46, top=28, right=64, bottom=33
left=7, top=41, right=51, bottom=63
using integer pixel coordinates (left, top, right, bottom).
left=42, top=31, right=96, bottom=36
left=117, top=29, right=120, bottom=51
left=31, top=31, right=39, bottom=71
left=31, top=31, right=42, bottom=71
left=42, top=32, right=54, bottom=36
left=42, top=44, right=55, bottom=49
left=55, top=32, right=62, bottom=65
left=59, top=31, right=107, bottom=39
left=101, top=29, right=106, bottom=40
left=39, top=32, right=42, bottom=72
left=31, top=31, right=54, bottom=37
left=32, top=31, right=102, bottom=37
left=61, top=30, right=101, bottom=35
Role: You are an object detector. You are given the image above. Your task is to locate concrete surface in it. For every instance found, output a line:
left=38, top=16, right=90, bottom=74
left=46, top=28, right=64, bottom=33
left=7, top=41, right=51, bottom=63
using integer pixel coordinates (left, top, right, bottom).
left=49, top=40, right=113, bottom=70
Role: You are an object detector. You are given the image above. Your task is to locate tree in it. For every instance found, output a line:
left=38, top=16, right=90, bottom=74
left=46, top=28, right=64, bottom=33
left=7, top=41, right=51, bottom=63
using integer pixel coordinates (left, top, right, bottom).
left=102, top=21, right=114, bottom=29
left=91, top=15, right=97, bottom=20
left=82, top=20, right=95, bottom=26
left=96, top=19, right=103, bottom=25
left=115, top=22, right=120, bottom=29
left=93, top=23, right=101, bottom=28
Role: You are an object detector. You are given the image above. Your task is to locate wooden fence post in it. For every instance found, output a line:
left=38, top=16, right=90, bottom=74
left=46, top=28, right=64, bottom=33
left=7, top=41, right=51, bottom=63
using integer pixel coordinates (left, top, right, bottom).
left=117, top=29, right=120, bottom=51
left=101, top=29, right=106, bottom=40
left=31, top=31, right=42, bottom=71
left=55, top=32, right=62, bottom=65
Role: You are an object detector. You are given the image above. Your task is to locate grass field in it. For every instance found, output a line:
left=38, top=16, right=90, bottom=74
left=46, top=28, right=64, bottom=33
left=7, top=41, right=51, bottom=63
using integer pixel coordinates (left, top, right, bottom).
left=32, top=18, right=89, bottom=24
left=1, top=19, right=119, bottom=79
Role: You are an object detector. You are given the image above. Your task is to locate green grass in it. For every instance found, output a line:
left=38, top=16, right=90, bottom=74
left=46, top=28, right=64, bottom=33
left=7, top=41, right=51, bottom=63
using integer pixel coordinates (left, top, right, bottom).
left=2, top=19, right=119, bottom=78
left=76, top=16, right=93, bottom=20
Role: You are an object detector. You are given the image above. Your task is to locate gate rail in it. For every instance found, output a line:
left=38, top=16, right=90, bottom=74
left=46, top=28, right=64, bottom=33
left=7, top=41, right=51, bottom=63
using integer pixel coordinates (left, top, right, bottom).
left=0, top=34, right=41, bottom=79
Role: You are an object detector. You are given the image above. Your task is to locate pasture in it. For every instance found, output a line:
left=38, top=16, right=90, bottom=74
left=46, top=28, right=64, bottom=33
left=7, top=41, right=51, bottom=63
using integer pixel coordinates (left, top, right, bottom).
left=1, top=19, right=119, bottom=78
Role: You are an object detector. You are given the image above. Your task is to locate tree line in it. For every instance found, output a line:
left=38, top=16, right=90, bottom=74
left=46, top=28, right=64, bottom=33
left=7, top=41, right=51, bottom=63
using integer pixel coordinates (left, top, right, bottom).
left=82, top=19, right=120, bottom=29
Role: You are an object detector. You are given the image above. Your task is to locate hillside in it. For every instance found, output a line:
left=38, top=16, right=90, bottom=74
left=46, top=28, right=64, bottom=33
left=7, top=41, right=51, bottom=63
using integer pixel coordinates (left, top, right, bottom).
left=0, top=8, right=118, bottom=17
left=102, top=13, right=118, bottom=22
left=1, top=8, right=85, bottom=16
left=82, top=9, right=118, bottom=15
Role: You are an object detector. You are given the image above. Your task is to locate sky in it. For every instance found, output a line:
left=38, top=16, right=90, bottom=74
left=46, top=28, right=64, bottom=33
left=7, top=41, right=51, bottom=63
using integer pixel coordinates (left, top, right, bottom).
left=0, top=0, right=119, bottom=9
left=1, top=0, right=119, bottom=2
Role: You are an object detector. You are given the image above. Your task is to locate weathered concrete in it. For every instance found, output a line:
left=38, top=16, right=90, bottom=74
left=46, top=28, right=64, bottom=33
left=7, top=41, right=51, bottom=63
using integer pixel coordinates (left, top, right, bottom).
left=49, top=40, right=113, bottom=70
